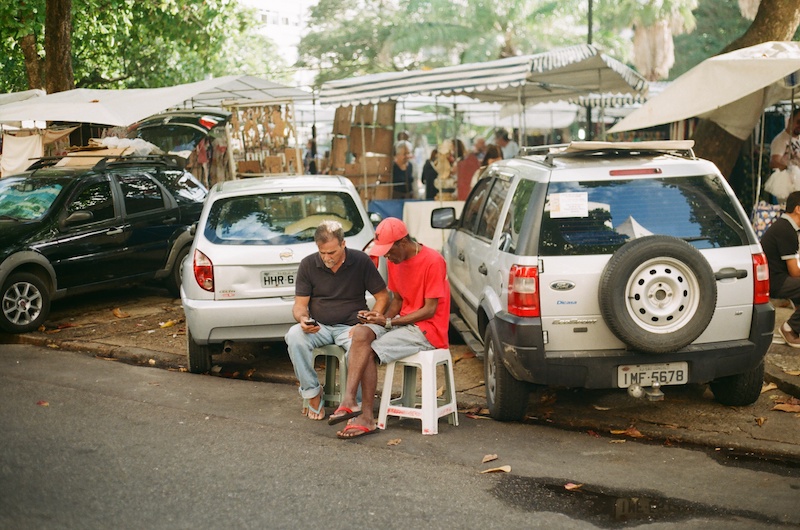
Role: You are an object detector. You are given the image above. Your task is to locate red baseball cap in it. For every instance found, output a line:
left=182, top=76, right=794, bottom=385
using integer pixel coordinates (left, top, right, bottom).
left=369, top=217, right=409, bottom=256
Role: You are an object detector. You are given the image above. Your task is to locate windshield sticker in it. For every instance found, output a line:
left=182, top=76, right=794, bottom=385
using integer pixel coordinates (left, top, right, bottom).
left=549, top=192, right=589, bottom=218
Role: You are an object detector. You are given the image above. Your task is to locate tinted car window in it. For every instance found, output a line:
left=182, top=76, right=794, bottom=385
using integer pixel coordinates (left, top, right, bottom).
left=158, top=170, right=207, bottom=204
left=119, top=174, right=165, bottom=215
left=204, top=191, right=366, bottom=245
left=501, top=178, right=537, bottom=255
left=540, top=175, right=747, bottom=256
left=68, top=181, right=115, bottom=222
left=0, top=177, right=64, bottom=221
left=476, top=178, right=511, bottom=239
left=460, top=177, right=493, bottom=234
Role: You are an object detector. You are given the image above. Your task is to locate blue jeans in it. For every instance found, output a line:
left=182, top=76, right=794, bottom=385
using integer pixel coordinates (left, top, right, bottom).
left=285, top=323, right=354, bottom=399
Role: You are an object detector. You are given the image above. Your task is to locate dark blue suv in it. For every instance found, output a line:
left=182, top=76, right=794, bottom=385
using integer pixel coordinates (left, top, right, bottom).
left=0, top=153, right=206, bottom=333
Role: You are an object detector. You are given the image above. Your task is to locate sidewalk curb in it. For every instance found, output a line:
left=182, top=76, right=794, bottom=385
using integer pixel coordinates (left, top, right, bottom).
left=764, top=363, right=800, bottom=400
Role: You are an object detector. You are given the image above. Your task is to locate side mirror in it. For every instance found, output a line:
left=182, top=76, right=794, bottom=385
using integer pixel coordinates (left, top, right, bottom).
left=431, top=207, right=456, bottom=229
left=64, top=211, right=93, bottom=225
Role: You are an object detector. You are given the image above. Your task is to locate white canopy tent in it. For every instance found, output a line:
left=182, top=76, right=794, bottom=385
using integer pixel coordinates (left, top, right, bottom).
left=320, top=44, right=647, bottom=109
left=608, top=41, right=800, bottom=140
left=0, top=76, right=311, bottom=127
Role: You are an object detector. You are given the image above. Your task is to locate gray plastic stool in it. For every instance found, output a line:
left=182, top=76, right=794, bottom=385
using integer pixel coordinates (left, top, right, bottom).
left=312, top=344, right=347, bottom=407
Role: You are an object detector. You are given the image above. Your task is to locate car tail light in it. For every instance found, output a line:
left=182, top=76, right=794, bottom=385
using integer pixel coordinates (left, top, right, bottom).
left=508, top=265, right=540, bottom=317
left=193, top=249, right=214, bottom=292
left=752, top=252, right=770, bottom=305
left=363, top=240, right=380, bottom=269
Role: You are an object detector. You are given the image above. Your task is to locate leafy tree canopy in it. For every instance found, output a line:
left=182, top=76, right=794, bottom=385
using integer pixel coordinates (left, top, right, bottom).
left=0, top=0, right=289, bottom=92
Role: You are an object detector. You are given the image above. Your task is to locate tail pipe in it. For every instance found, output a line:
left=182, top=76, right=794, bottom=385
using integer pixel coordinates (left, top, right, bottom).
left=222, top=340, right=234, bottom=354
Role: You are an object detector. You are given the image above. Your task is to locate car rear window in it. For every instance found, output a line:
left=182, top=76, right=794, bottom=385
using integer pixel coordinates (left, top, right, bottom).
left=204, top=191, right=366, bottom=245
left=539, top=175, right=748, bottom=256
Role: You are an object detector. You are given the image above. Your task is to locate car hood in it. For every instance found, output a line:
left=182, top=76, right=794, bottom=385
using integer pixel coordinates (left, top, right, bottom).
left=0, top=220, right=51, bottom=258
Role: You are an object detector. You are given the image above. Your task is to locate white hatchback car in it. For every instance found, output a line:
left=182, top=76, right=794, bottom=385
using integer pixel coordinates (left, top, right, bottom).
left=181, top=175, right=379, bottom=373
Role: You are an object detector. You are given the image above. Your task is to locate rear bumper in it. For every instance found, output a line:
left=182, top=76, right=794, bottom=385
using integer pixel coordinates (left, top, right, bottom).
left=493, top=303, right=775, bottom=388
left=182, top=293, right=294, bottom=344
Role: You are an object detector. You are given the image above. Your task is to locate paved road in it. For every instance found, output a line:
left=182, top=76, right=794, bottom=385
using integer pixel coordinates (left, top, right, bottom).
left=2, top=344, right=798, bottom=529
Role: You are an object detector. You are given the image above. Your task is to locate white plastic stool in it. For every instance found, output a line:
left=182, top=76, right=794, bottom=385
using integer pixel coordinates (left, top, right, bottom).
left=312, top=344, right=347, bottom=408
left=377, top=348, right=459, bottom=435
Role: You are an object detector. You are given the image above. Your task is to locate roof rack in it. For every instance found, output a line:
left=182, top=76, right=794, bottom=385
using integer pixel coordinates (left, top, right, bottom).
left=545, top=140, right=696, bottom=164
left=27, top=153, right=184, bottom=173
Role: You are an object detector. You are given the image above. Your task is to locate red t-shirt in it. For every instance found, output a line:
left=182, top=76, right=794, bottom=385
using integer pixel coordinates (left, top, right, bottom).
left=387, top=244, right=450, bottom=348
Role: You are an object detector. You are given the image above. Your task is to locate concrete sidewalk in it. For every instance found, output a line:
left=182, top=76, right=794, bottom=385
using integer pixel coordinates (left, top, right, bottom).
left=5, top=289, right=800, bottom=462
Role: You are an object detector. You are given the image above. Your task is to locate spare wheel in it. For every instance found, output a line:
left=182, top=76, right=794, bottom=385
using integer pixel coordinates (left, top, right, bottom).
left=599, top=235, right=716, bottom=354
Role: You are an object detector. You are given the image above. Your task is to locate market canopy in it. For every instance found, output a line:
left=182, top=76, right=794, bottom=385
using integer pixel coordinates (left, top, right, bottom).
left=319, top=44, right=648, bottom=108
left=608, top=41, right=800, bottom=140
left=0, top=75, right=311, bottom=127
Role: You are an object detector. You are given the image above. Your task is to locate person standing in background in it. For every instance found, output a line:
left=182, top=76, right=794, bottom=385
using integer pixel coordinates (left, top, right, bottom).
left=457, top=139, right=482, bottom=200
left=770, top=108, right=800, bottom=170
left=392, top=140, right=414, bottom=199
left=494, top=128, right=519, bottom=159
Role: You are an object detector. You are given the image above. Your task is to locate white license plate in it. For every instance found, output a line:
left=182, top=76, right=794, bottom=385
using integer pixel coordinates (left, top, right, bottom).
left=261, top=270, right=296, bottom=288
left=617, top=362, right=688, bottom=388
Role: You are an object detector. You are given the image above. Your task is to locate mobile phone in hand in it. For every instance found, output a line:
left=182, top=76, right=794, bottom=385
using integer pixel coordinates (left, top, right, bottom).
left=305, top=318, right=318, bottom=326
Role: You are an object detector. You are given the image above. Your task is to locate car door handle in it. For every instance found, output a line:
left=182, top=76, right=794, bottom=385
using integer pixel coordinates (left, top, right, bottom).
left=457, top=251, right=465, bottom=262
left=106, top=227, right=123, bottom=235
left=715, top=267, right=747, bottom=280
left=162, top=216, right=177, bottom=223
left=478, top=263, right=487, bottom=275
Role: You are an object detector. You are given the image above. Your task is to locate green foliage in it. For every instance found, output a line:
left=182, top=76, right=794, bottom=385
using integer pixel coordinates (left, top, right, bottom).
left=0, top=0, right=287, bottom=92
left=671, top=1, right=754, bottom=79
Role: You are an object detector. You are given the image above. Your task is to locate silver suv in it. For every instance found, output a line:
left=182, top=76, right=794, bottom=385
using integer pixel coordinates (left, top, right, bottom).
left=181, top=175, right=380, bottom=373
left=433, top=141, right=774, bottom=421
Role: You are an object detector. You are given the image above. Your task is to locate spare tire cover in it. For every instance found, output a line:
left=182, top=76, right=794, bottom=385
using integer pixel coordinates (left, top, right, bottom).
left=598, top=235, right=717, bottom=354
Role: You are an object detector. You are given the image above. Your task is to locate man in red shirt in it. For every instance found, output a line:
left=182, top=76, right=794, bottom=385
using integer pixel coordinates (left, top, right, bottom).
left=328, top=218, right=450, bottom=438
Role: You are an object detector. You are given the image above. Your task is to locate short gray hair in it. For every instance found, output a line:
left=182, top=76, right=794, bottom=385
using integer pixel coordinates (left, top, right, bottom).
left=394, top=140, right=412, bottom=155
left=315, top=220, right=344, bottom=243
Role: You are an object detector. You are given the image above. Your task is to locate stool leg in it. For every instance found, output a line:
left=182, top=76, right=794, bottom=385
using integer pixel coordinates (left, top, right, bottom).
left=445, top=359, right=459, bottom=427
left=323, top=356, right=337, bottom=407
left=377, top=361, right=396, bottom=430
left=419, top=358, right=439, bottom=435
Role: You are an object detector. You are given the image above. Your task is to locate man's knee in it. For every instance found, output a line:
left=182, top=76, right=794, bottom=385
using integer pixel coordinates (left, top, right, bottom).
left=352, top=325, right=377, bottom=344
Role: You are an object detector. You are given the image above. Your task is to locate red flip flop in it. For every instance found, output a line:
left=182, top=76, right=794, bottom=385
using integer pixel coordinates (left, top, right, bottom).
left=337, top=424, right=378, bottom=439
left=327, top=406, right=362, bottom=425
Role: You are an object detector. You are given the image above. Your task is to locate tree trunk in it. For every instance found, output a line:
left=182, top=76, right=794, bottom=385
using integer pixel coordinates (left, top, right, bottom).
left=692, top=0, right=800, bottom=177
left=19, top=34, right=44, bottom=90
left=45, top=0, right=74, bottom=94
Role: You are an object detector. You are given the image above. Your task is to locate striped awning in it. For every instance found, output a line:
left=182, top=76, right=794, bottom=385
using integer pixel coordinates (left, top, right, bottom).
left=319, top=44, right=647, bottom=108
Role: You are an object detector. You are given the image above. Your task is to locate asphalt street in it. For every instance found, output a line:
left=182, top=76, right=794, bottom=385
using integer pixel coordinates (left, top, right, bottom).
left=2, top=344, right=798, bottom=529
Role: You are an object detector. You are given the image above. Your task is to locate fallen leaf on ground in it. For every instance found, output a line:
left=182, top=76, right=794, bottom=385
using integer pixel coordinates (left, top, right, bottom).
left=36, top=401, right=49, bottom=407
left=148, top=359, right=156, bottom=366
left=592, top=405, right=611, bottom=411
left=610, top=426, right=645, bottom=438
left=587, top=430, right=601, bottom=438
left=480, top=465, right=511, bottom=474
left=45, top=328, right=61, bottom=334
left=57, top=322, right=78, bottom=329
left=755, top=416, right=767, bottom=426
left=482, top=454, right=498, bottom=463
left=564, top=482, right=583, bottom=491
left=466, top=414, right=492, bottom=420
left=437, top=385, right=445, bottom=397
left=773, top=403, right=800, bottom=413
left=244, top=368, right=256, bottom=378
left=460, top=405, right=482, bottom=414
left=159, top=319, right=177, bottom=328
left=761, top=382, right=778, bottom=393
left=387, top=438, right=402, bottom=446
left=46, top=343, right=59, bottom=349
left=609, top=439, right=626, bottom=444
left=112, top=307, right=130, bottom=318
left=785, top=369, right=800, bottom=376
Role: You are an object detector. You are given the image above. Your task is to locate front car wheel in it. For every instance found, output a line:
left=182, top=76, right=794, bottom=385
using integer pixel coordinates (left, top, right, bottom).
left=0, top=272, right=51, bottom=333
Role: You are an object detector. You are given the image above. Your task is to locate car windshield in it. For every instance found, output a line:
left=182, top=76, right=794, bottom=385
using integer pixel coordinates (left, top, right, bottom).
left=0, top=176, right=65, bottom=221
left=204, top=191, right=366, bottom=245
left=539, top=175, right=748, bottom=256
